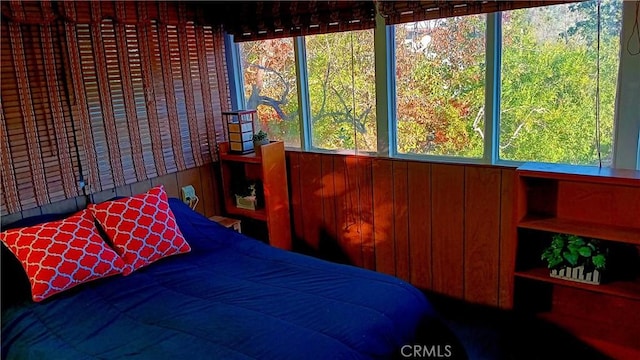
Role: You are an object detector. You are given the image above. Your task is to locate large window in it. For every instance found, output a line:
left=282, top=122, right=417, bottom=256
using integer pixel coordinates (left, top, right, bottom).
left=500, top=1, right=621, bottom=165
left=240, top=38, right=300, bottom=148
left=395, top=15, right=485, bottom=157
left=306, top=30, right=377, bottom=152
left=233, top=0, right=633, bottom=167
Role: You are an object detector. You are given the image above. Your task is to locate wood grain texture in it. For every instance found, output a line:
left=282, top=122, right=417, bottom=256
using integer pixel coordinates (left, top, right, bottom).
left=373, top=159, right=395, bottom=276
left=408, top=161, right=432, bottom=289
left=431, top=163, right=465, bottom=298
left=151, top=173, right=180, bottom=198
left=129, top=179, right=152, bottom=196
left=499, top=168, right=516, bottom=309
left=199, top=163, right=218, bottom=217
left=286, top=152, right=305, bottom=250
left=464, top=166, right=501, bottom=306
left=357, top=157, right=375, bottom=271
left=320, top=154, right=343, bottom=262
left=393, top=160, right=410, bottom=282
left=556, top=181, right=640, bottom=228
left=298, top=152, right=323, bottom=250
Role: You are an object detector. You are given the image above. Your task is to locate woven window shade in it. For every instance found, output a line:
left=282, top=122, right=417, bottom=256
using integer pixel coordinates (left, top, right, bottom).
left=1, top=1, right=231, bottom=214
left=376, top=1, right=582, bottom=24
left=1, top=16, right=80, bottom=215
left=211, top=1, right=377, bottom=42
left=60, top=0, right=230, bottom=193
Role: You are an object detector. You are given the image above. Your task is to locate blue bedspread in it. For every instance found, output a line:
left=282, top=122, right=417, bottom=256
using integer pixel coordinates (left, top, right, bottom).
left=2, top=199, right=457, bottom=359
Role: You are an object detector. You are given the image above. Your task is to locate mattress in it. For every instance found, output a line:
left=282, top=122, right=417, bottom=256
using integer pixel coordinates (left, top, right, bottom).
left=2, top=198, right=465, bottom=359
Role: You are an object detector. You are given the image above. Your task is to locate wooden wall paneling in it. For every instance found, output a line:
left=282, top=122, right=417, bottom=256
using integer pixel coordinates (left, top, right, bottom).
left=333, top=156, right=360, bottom=267
left=199, top=163, right=217, bottom=217
left=431, top=164, right=465, bottom=299
left=299, top=153, right=323, bottom=251
left=1, top=213, right=23, bottom=227
left=176, top=167, right=204, bottom=214
left=372, top=159, right=395, bottom=276
left=320, top=154, right=343, bottom=262
left=341, top=156, right=362, bottom=266
left=463, top=166, right=501, bottom=306
left=408, top=161, right=432, bottom=290
left=357, top=157, right=375, bottom=271
left=393, top=161, right=410, bottom=282
left=75, top=195, right=88, bottom=212
left=19, top=206, right=42, bottom=220
left=151, top=173, right=180, bottom=198
left=115, top=184, right=133, bottom=198
left=129, top=179, right=152, bottom=196
left=91, top=188, right=117, bottom=204
left=499, top=168, right=516, bottom=309
left=286, top=152, right=305, bottom=250
left=40, top=198, right=79, bottom=215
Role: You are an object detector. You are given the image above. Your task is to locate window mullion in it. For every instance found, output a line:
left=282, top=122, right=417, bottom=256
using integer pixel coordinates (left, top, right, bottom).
left=612, top=0, right=640, bottom=170
left=294, top=37, right=313, bottom=151
left=484, top=12, right=501, bottom=165
left=224, top=34, right=244, bottom=111
left=374, top=12, right=395, bottom=158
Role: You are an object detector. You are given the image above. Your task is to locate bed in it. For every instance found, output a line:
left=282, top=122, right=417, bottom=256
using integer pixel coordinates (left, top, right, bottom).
left=1, top=190, right=466, bottom=359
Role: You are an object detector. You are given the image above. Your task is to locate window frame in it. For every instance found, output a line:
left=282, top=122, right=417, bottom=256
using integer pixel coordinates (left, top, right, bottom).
left=227, top=1, right=638, bottom=170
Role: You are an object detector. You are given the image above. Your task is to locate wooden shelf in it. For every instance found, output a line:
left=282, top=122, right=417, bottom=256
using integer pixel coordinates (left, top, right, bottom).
left=537, top=312, right=640, bottom=358
left=218, top=141, right=291, bottom=250
left=517, top=162, right=640, bottom=186
left=513, top=162, right=640, bottom=354
left=224, top=205, right=267, bottom=221
left=219, top=151, right=263, bottom=164
left=518, top=216, right=640, bottom=245
left=515, top=268, right=640, bottom=301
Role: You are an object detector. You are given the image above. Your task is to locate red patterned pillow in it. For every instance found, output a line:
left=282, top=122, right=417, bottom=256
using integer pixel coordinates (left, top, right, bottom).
left=0, top=209, right=125, bottom=302
left=88, top=185, right=191, bottom=275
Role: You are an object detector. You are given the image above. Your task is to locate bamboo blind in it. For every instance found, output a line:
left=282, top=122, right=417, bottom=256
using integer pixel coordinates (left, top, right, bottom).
left=376, top=1, right=582, bottom=24
left=214, top=1, right=377, bottom=42
left=1, top=1, right=231, bottom=215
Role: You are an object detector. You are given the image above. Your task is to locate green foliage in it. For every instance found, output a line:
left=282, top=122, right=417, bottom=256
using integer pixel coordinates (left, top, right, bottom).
left=239, top=0, right=621, bottom=161
left=541, top=234, right=607, bottom=271
left=253, top=130, right=268, bottom=142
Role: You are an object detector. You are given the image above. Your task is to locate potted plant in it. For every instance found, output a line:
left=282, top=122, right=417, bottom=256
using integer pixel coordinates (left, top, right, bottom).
left=541, top=233, right=607, bottom=285
left=252, top=130, right=269, bottom=149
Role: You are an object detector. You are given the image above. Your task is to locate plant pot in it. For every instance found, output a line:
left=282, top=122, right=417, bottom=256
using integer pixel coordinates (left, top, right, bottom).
left=550, top=266, right=602, bottom=285
left=253, top=138, right=269, bottom=150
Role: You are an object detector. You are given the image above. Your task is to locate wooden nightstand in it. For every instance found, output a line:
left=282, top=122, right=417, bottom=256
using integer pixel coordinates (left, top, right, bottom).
left=209, top=215, right=242, bottom=233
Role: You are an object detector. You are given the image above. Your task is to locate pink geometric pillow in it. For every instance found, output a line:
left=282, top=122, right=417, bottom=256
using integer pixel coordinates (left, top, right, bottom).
left=0, top=209, right=125, bottom=302
left=88, top=185, right=191, bottom=275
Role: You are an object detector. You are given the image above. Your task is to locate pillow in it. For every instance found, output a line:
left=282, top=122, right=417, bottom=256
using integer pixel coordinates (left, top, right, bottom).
left=2, top=211, right=78, bottom=309
left=0, top=209, right=125, bottom=302
left=88, top=185, right=191, bottom=275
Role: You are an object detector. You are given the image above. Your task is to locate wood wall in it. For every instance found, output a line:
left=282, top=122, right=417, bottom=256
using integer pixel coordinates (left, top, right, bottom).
left=287, top=151, right=516, bottom=308
left=1, top=163, right=222, bottom=227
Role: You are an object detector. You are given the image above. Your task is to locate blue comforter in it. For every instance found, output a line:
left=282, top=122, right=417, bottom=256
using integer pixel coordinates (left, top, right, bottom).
left=2, top=199, right=459, bottom=359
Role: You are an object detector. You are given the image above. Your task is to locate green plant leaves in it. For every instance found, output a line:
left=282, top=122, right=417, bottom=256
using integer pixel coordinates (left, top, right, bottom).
left=541, top=233, right=607, bottom=270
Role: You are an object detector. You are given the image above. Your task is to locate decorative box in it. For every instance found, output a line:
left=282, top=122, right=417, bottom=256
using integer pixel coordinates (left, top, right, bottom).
left=223, top=110, right=257, bottom=154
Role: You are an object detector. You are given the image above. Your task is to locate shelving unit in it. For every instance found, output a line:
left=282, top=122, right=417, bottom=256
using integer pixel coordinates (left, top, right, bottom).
left=514, top=162, right=640, bottom=358
left=219, top=141, right=291, bottom=250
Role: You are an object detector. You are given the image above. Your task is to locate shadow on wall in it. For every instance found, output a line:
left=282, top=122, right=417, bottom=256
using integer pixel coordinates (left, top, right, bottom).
left=288, top=154, right=381, bottom=271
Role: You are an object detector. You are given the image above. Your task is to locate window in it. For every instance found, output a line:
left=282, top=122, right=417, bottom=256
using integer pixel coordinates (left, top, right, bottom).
left=239, top=38, right=301, bottom=148
left=232, top=0, right=633, bottom=167
left=305, top=30, right=377, bottom=152
left=395, top=15, right=486, bottom=157
left=500, top=1, right=621, bottom=165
